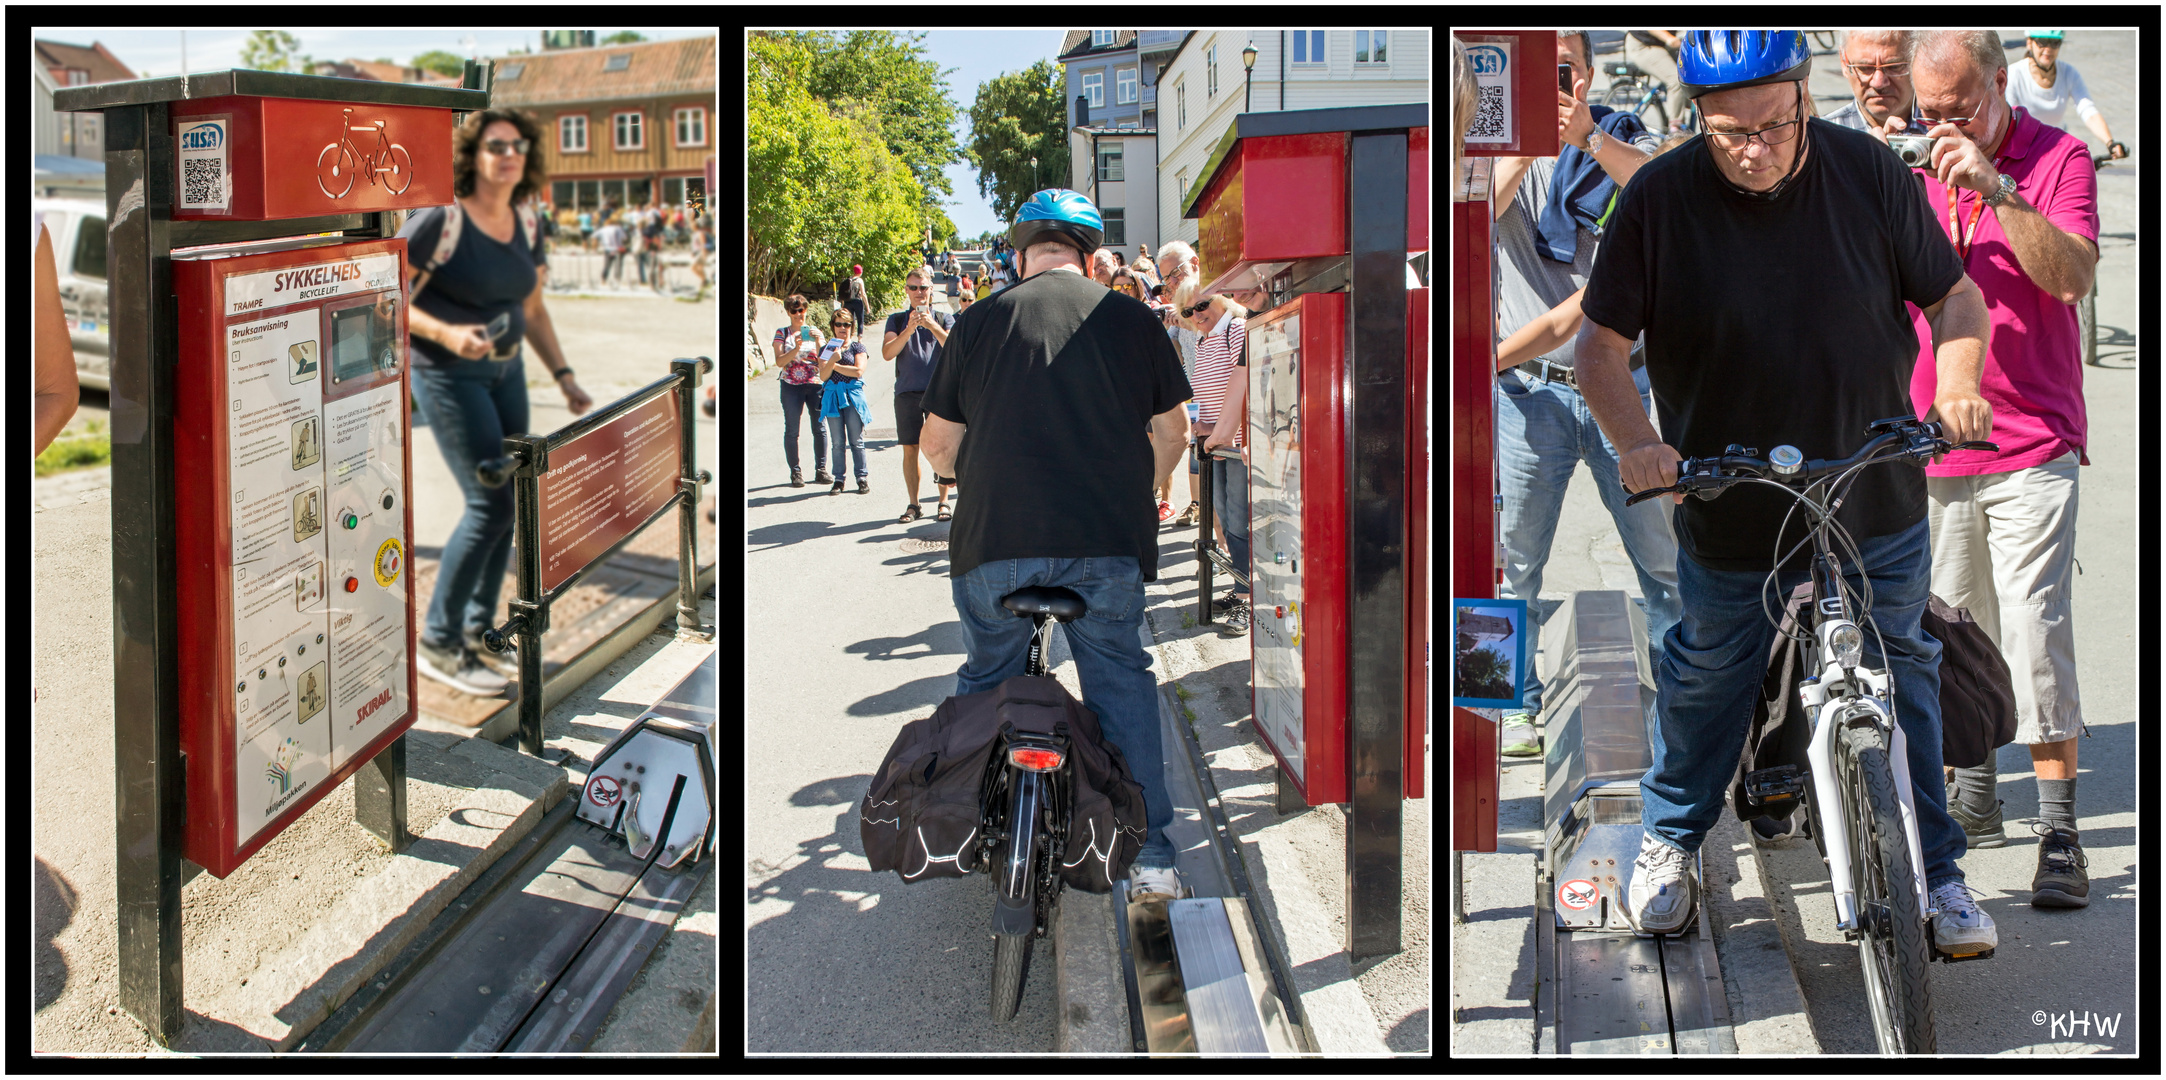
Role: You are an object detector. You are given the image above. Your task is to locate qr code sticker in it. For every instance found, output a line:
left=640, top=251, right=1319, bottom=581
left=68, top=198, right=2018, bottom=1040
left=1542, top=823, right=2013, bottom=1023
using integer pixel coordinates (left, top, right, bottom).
left=1469, top=85, right=1507, bottom=140
left=182, top=157, right=222, bottom=207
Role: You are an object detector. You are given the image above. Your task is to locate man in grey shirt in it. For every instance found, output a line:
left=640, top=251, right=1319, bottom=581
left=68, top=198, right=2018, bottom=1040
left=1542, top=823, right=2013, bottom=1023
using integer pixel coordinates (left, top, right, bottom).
left=1826, top=29, right=1929, bottom=142
left=1487, top=29, right=1680, bottom=756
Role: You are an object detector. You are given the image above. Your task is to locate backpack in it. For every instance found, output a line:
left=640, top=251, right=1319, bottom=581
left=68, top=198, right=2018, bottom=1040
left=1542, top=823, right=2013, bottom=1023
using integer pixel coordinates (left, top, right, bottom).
left=859, top=674, right=1146, bottom=893
left=1921, top=594, right=2018, bottom=769
left=409, top=199, right=539, bottom=299
left=1733, top=585, right=2019, bottom=823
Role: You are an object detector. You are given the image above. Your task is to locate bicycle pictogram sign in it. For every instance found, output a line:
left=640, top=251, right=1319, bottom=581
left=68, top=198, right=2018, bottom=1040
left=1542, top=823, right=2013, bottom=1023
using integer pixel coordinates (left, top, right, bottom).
left=318, top=107, right=413, bottom=199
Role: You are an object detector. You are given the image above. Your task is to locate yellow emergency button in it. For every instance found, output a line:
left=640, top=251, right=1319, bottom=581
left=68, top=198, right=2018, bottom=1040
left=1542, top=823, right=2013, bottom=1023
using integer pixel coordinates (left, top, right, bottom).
left=374, top=538, right=403, bottom=587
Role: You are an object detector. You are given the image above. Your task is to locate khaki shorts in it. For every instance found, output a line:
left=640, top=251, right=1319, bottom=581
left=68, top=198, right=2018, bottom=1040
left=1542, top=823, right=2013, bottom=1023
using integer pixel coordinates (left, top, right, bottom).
left=1926, top=451, right=2084, bottom=745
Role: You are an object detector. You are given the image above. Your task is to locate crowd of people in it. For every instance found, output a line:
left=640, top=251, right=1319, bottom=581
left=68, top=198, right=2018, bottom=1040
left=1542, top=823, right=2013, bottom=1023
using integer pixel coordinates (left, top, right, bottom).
left=1457, top=29, right=2123, bottom=963
left=533, top=198, right=715, bottom=295
left=766, top=214, right=1258, bottom=635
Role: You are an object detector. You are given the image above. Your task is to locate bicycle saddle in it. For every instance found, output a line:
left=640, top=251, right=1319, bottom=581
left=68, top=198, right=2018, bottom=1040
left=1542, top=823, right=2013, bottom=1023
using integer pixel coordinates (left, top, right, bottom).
left=1001, top=586, right=1087, bottom=623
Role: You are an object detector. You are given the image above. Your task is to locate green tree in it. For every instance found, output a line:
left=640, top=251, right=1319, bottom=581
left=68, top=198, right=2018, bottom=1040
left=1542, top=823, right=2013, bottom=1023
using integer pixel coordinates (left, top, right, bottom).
left=409, top=49, right=466, bottom=79
left=1455, top=644, right=1515, bottom=702
left=748, top=32, right=928, bottom=308
left=962, top=60, right=1070, bottom=223
left=239, top=30, right=308, bottom=73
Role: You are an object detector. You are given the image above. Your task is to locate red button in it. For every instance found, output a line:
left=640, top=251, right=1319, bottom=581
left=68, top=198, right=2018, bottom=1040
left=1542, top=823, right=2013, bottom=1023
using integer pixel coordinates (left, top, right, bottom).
left=345, top=577, right=360, bottom=592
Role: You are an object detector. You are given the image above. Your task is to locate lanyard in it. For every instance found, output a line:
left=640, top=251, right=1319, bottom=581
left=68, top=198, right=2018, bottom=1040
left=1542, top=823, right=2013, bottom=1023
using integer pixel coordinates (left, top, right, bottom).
left=1944, top=156, right=2006, bottom=262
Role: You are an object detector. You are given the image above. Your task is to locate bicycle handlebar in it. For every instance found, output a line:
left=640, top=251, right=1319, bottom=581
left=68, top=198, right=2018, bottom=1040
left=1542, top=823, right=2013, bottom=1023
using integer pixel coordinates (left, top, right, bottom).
left=1621, top=417, right=1998, bottom=507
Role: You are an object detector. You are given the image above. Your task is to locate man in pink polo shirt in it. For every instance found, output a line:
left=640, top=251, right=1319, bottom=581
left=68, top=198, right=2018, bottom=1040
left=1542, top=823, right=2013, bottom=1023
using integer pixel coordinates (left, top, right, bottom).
left=1906, top=30, right=2100, bottom=910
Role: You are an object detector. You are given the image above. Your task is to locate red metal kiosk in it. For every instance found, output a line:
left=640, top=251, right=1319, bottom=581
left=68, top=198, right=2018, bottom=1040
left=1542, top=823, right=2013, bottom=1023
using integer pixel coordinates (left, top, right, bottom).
left=55, top=68, right=484, bottom=1042
left=1451, top=32, right=1558, bottom=869
left=1182, top=103, right=1428, bottom=958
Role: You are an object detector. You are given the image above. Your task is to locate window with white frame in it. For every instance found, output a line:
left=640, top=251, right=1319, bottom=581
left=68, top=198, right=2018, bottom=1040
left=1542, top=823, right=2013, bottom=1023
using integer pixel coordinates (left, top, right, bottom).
left=673, top=106, right=707, bottom=148
left=1356, top=30, right=1389, bottom=65
left=560, top=114, right=589, bottom=153
left=1098, top=142, right=1123, bottom=182
left=1207, top=44, right=1217, bottom=96
left=1176, top=80, right=1186, bottom=129
left=1293, top=30, right=1325, bottom=64
left=614, top=111, right=645, bottom=151
left=1093, top=30, right=1115, bottom=48
left=1117, top=67, right=1136, bottom=104
left=1083, top=70, right=1103, bottom=108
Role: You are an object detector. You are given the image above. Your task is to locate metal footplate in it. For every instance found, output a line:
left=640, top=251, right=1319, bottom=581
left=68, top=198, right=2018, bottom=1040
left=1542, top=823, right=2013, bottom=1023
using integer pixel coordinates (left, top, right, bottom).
left=1534, top=591, right=1738, bottom=1056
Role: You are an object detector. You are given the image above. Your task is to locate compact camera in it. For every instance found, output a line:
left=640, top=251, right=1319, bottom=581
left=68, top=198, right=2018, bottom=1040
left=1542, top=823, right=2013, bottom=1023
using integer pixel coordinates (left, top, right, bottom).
left=1887, top=134, right=1938, bottom=169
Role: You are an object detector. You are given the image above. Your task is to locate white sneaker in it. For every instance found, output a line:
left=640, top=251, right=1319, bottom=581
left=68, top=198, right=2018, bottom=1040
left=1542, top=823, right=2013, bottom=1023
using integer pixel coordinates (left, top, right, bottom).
left=1128, top=866, right=1187, bottom=903
left=1627, top=832, right=1696, bottom=935
left=1929, top=880, right=1997, bottom=958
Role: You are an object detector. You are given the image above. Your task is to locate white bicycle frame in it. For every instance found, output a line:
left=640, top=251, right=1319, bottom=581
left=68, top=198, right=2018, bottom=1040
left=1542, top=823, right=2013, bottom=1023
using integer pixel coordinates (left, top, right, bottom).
left=1797, top=618, right=1933, bottom=932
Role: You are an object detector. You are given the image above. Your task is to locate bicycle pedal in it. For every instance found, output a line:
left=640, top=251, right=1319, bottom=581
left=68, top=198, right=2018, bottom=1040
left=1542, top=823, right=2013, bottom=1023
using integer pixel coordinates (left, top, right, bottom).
left=1935, top=946, right=1995, bottom=964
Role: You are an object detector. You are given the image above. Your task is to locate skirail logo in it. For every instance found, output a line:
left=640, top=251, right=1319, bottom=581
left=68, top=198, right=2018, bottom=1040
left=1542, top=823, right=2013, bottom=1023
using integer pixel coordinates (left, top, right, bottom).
left=356, top=686, right=395, bottom=725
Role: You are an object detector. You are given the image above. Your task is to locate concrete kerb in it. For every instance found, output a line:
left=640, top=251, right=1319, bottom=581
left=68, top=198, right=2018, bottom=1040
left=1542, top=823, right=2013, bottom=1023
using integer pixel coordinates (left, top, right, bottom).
left=184, top=729, right=569, bottom=1052
left=1701, top=810, right=1822, bottom=1052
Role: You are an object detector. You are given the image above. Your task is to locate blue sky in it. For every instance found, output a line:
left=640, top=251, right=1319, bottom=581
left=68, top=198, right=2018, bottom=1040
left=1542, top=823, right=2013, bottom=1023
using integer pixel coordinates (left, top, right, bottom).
left=914, top=30, right=1071, bottom=245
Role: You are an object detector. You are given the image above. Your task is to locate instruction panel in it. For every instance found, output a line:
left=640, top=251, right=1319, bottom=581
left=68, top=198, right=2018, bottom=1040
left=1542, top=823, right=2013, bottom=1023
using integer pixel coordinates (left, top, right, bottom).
left=218, top=251, right=408, bottom=844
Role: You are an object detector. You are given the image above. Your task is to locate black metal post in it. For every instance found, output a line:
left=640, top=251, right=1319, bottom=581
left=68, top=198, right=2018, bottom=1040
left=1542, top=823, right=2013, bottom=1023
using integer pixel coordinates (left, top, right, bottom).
left=1194, top=436, right=1217, bottom=624
left=104, top=97, right=189, bottom=1046
left=670, top=357, right=713, bottom=637
left=501, top=434, right=551, bottom=757
left=1344, top=128, right=1409, bottom=961
left=354, top=734, right=409, bottom=853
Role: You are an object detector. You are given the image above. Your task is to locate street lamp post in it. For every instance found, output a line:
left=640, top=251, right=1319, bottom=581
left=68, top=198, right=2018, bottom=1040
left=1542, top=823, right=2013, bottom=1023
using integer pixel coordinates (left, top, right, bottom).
left=1030, top=155, right=1039, bottom=191
left=1243, top=41, right=1259, bottom=113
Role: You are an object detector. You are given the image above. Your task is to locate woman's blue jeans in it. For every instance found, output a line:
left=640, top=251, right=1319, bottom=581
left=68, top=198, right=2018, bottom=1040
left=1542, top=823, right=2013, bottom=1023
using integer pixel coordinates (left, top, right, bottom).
left=1642, top=517, right=1967, bottom=891
left=950, top=557, right=1176, bottom=870
left=411, top=355, right=528, bottom=651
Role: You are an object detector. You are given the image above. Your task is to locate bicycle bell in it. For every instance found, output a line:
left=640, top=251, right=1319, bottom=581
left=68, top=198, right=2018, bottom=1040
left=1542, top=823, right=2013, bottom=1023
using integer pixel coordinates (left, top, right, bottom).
left=1769, top=445, right=1804, bottom=476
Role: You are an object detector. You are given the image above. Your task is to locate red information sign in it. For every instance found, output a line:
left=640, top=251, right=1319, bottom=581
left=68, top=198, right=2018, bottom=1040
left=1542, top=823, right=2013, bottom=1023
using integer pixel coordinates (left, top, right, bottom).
left=538, top=392, right=683, bottom=592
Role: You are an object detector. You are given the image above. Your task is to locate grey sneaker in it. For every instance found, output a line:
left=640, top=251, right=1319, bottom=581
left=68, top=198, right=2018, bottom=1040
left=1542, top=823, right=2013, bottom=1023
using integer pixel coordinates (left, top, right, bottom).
left=1500, top=712, right=1540, bottom=757
left=1128, top=865, right=1187, bottom=903
left=1218, top=600, right=1250, bottom=636
left=1627, top=832, right=1696, bottom=935
left=1944, top=773, right=2008, bottom=848
left=417, top=639, right=509, bottom=696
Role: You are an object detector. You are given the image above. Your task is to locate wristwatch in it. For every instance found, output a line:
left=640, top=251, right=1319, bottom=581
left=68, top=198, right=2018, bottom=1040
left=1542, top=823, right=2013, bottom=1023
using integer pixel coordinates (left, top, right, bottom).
left=1583, top=128, right=1605, bottom=156
left=1982, top=171, right=2017, bottom=209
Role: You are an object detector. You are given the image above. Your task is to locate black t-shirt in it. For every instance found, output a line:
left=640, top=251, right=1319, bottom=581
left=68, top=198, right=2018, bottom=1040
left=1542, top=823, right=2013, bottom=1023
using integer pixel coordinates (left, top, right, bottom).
left=396, top=204, right=547, bottom=369
left=1581, top=118, right=1964, bottom=572
left=923, top=269, right=1193, bottom=581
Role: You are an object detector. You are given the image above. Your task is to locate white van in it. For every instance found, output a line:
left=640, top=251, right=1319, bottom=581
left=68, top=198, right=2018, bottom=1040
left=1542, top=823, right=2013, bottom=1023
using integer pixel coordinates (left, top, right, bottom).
left=33, top=198, right=111, bottom=391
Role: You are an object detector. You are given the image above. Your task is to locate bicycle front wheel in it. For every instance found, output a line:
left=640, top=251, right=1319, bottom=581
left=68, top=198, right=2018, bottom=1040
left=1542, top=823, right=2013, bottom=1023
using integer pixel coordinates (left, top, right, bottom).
left=1838, top=720, right=1937, bottom=1054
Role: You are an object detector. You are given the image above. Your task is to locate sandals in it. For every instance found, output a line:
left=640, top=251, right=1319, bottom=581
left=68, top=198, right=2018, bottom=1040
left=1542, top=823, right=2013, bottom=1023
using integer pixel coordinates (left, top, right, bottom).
left=899, top=504, right=923, bottom=523
left=936, top=502, right=951, bottom=522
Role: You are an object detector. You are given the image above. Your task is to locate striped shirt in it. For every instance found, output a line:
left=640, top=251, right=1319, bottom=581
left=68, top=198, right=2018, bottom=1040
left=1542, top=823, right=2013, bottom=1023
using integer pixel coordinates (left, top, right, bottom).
left=1189, top=311, right=1246, bottom=449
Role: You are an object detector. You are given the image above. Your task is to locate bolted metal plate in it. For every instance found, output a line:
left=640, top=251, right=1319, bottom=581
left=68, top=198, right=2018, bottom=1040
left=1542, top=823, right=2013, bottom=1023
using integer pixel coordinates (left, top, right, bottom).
left=899, top=536, right=948, bottom=553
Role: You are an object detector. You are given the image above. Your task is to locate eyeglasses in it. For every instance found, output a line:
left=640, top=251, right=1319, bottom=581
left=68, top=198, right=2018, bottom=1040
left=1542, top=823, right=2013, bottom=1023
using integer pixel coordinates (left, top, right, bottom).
left=482, top=138, right=532, bottom=156
left=1702, top=114, right=1804, bottom=151
left=905, top=284, right=930, bottom=291
left=1918, top=111, right=1979, bottom=130
left=1842, top=62, right=1910, bottom=80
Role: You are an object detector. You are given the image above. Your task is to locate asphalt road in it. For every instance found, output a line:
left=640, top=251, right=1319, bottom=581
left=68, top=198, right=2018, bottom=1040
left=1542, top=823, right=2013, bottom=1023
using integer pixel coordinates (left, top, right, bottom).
left=1519, top=30, right=2141, bottom=1054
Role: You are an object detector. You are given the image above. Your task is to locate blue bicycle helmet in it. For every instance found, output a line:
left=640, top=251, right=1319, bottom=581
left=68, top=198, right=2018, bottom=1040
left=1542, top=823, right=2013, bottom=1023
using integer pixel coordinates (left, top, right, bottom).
left=1007, top=188, right=1104, bottom=266
left=1677, top=30, right=1813, bottom=100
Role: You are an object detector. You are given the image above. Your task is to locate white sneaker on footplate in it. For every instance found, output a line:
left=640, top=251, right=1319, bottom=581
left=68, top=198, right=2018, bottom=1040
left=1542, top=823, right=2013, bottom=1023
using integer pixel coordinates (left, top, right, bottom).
left=1627, top=831, right=1696, bottom=935
left=1929, top=880, right=1997, bottom=958
left=1128, top=866, right=1187, bottom=903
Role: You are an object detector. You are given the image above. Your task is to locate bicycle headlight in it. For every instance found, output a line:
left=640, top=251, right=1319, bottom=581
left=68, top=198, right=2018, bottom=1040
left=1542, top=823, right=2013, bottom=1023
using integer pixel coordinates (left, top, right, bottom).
left=1828, top=621, right=1865, bottom=668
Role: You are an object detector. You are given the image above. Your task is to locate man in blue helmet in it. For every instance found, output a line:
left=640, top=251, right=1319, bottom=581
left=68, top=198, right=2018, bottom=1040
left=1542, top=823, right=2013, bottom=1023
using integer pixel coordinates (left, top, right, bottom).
left=1570, top=30, right=2002, bottom=961
left=918, top=189, right=1196, bottom=903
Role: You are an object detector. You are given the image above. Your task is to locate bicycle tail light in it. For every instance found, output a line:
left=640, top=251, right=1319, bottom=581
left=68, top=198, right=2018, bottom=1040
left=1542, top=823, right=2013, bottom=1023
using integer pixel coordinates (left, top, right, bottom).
left=1827, top=621, right=1865, bottom=669
left=1008, top=746, right=1065, bottom=772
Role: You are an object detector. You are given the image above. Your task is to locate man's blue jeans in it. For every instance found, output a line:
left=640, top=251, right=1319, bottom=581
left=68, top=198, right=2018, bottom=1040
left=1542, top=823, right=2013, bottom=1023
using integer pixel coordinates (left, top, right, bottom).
left=1642, top=517, right=1967, bottom=890
left=1493, top=365, right=1681, bottom=712
left=950, top=557, right=1176, bottom=870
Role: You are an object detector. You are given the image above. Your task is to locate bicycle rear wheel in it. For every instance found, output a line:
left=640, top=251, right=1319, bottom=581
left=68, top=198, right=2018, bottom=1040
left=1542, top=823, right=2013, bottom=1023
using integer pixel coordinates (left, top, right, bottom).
left=1838, top=720, right=1936, bottom=1054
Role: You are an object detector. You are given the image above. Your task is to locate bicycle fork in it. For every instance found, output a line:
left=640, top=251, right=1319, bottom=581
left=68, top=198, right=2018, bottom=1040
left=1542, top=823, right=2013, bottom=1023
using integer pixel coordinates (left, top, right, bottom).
left=1799, top=666, right=1930, bottom=934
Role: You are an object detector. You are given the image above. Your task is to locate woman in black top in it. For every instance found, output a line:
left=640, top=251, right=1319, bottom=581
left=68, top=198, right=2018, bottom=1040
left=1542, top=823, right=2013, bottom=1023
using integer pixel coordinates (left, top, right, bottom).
left=398, top=108, right=594, bottom=696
